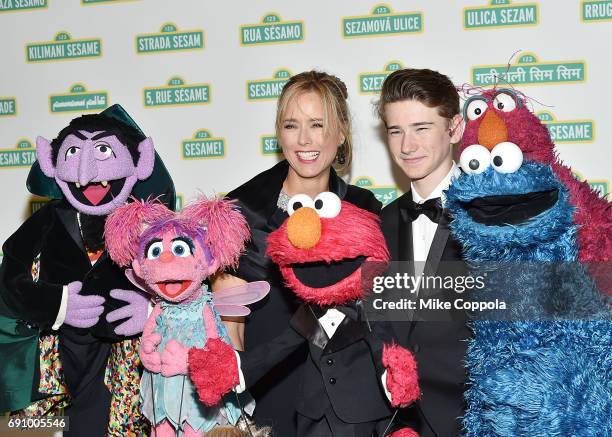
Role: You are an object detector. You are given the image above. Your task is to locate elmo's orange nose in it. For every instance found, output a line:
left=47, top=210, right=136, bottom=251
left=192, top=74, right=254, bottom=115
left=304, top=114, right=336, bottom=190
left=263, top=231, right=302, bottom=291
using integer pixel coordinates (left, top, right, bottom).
left=478, top=110, right=508, bottom=150
left=287, top=208, right=321, bottom=249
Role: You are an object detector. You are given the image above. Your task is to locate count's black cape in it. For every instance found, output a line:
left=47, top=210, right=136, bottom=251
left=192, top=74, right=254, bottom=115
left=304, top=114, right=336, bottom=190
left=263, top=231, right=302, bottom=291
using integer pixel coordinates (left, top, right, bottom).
left=226, top=160, right=380, bottom=436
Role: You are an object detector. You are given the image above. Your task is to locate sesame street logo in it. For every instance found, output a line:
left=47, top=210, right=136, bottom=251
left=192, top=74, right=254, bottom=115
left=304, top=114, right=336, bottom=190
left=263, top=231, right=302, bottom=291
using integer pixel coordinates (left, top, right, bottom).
left=144, top=77, right=210, bottom=107
left=182, top=130, right=225, bottom=159
left=50, top=84, right=108, bottom=113
left=261, top=135, right=281, bottom=155
left=30, top=197, right=49, bottom=214
left=240, top=13, right=304, bottom=46
left=353, top=176, right=398, bottom=206
left=26, top=31, right=102, bottom=62
left=359, top=61, right=403, bottom=94
left=82, top=0, right=138, bottom=3
left=472, top=52, right=586, bottom=86
left=247, top=69, right=290, bottom=101
left=464, top=0, right=538, bottom=29
left=342, top=4, right=423, bottom=38
left=0, top=0, right=46, bottom=12
left=573, top=171, right=610, bottom=199
left=537, top=111, right=594, bottom=143
left=175, top=194, right=183, bottom=211
left=0, top=98, right=17, bottom=116
left=581, top=0, right=612, bottom=21
left=0, top=139, right=36, bottom=168
left=136, top=23, right=204, bottom=54
left=589, top=181, right=610, bottom=198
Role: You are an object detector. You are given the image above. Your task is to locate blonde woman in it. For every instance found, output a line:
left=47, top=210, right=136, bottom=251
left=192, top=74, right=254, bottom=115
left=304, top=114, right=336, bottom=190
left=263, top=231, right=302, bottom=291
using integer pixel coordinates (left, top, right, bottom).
left=215, top=71, right=381, bottom=436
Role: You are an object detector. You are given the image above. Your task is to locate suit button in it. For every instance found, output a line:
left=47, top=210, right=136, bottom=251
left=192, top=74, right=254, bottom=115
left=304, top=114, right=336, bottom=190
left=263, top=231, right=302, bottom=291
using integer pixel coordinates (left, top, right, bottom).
left=329, top=377, right=336, bottom=385
left=412, top=344, right=420, bottom=353
left=326, top=358, right=334, bottom=366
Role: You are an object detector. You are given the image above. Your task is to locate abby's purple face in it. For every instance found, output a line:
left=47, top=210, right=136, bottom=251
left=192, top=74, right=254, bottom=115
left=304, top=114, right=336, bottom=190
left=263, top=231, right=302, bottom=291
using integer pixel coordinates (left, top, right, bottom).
left=37, top=130, right=154, bottom=215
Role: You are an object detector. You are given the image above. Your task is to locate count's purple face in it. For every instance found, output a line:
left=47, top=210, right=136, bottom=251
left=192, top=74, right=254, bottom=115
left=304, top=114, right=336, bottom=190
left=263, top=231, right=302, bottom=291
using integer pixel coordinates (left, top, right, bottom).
left=36, top=130, right=154, bottom=215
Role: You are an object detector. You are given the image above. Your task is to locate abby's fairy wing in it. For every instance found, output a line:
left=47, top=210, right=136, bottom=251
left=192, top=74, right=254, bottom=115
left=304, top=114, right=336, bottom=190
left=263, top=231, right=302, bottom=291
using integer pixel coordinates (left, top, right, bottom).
left=212, top=304, right=251, bottom=317
left=212, top=281, right=270, bottom=305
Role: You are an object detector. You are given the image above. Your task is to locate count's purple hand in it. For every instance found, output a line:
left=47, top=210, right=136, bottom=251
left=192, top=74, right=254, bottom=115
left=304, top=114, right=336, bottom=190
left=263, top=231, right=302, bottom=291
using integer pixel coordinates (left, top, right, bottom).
left=64, top=281, right=105, bottom=328
left=106, top=289, right=151, bottom=336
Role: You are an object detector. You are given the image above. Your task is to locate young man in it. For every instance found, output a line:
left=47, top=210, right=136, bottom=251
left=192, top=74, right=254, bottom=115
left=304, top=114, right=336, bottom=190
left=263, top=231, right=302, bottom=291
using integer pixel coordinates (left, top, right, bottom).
left=378, top=68, right=471, bottom=437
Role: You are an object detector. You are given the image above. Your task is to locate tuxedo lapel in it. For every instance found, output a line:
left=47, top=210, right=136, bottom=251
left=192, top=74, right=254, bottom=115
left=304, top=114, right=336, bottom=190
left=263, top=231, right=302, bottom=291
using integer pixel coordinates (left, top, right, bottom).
left=290, top=304, right=329, bottom=350
left=55, top=203, right=87, bottom=254
left=422, top=213, right=451, bottom=295
left=323, top=315, right=369, bottom=355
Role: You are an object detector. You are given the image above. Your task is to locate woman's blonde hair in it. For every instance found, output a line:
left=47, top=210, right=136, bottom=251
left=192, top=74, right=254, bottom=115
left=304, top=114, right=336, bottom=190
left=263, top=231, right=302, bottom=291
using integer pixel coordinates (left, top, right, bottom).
left=275, top=70, right=353, bottom=175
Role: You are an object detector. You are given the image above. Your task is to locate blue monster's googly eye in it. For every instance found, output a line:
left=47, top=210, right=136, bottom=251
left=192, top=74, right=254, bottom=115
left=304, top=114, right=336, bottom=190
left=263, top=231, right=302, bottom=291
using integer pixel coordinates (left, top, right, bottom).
left=146, top=241, right=164, bottom=260
left=171, top=240, right=191, bottom=257
left=287, top=194, right=315, bottom=216
left=465, top=99, right=488, bottom=121
left=460, top=144, right=491, bottom=175
left=491, top=142, right=523, bottom=174
left=313, top=192, right=341, bottom=218
left=493, top=92, right=518, bottom=113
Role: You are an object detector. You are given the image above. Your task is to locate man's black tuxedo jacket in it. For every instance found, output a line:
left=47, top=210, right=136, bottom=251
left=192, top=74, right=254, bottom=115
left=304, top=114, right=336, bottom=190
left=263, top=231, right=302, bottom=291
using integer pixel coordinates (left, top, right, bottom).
left=238, top=304, right=397, bottom=432
left=380, top=192, right=471, bottom=437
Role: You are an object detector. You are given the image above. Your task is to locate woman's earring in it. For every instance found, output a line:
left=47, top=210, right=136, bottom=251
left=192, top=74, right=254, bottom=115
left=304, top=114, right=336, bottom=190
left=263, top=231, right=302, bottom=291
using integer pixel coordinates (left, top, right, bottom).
left=336, top=144, right=346, bottom=165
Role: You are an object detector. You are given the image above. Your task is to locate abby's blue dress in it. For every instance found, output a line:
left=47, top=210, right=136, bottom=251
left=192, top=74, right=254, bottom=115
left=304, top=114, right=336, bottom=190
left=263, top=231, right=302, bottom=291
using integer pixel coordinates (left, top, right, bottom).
left=140, top=285, right=242, bottom=432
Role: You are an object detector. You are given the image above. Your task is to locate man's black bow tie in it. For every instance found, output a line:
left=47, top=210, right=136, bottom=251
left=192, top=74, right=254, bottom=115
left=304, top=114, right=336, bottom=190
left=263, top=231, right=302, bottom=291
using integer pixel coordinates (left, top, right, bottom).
left=402, top=197, right=444, bottom=223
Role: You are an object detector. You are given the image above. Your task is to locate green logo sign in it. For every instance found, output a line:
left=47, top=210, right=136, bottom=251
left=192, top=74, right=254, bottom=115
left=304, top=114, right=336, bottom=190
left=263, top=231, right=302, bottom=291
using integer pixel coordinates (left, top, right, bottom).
left=0, top=97, right=17, bottom=116
left=353, top=176, right=398, bottom=206
left=26, top=31, right=102, bottom=62
left=144, top=77, right=211, bottom=107
left=472, top=52, right=586, bottom=87
left=247, top=69, right=291, bottom=101
left=343, top=4, right=423, bottom=38
left=240, top=13, right=304, bottom=45
left=82, top=0, right=139, bottom=4
left=182, top=129, right=225, bottom=159
left=0, top=0, right=47, bottom=13
left=175, top=194, right=183, bottom=211
left=588, top=180, right=610, bottom=198
left=537, top=111, right=594, bottom=143
left=359, top=61, right=403, bottom=94
left=136, top=23, right=204, bottom=54
left=49, top=83, right=108, bottom=113
left=0, top=139, right=37, bottom=168
left=582, top=1, right=612, bottom=22
left=261, top=135, right=281, bottom=155
left=464, top=0, right=538, bottom=29
left=30, top=197, right=49, bottom=215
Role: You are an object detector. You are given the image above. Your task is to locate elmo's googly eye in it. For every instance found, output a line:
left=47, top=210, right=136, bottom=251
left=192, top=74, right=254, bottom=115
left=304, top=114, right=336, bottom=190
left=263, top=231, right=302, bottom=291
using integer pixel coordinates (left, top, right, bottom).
left=460, top=144, right=491, bottom=175
left=465, top=99, right=488, bottom=121
left=146, top=241, right=164, bottom=260
left=287, top=194, right=315, bottom=216
left=313, top=192, right=341, bottom=218
left=490, top=142, right=523, bottom=174
left=493, top=92, right=518, bottom=112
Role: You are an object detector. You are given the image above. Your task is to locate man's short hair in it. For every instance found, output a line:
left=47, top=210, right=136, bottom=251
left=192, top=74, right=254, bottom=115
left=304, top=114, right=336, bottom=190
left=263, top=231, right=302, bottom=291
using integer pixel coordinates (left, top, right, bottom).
left=377, top=68, right=460, bottom=121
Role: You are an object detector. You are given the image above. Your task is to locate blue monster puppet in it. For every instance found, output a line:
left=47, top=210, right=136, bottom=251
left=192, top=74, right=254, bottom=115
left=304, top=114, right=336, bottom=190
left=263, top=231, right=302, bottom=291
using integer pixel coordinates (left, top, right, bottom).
left=445, top=90, right=611, bottom=436
left=0, top=105, right=175, bottom=436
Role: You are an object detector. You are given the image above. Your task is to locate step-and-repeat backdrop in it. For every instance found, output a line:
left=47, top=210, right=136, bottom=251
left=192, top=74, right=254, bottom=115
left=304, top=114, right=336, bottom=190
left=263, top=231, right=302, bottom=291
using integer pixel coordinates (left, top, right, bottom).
left=1, top=0, right=611, bottom=249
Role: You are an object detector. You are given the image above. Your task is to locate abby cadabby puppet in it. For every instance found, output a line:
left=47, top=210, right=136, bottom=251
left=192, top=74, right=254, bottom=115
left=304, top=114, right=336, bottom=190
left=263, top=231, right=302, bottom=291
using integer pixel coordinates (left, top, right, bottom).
left=104, top=197, right=269, bottom=436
